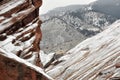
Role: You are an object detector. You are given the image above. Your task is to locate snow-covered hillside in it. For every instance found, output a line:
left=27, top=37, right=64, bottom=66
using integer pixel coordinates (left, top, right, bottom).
left=45, top=20, right=120, bottom=80
left=40, top=4, right=117, bottom=54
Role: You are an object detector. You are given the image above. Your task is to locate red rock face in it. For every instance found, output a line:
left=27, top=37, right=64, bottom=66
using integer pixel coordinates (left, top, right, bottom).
left=0, top=54, right=37, bottom=80
left=0, top=0, right=49, bottom=80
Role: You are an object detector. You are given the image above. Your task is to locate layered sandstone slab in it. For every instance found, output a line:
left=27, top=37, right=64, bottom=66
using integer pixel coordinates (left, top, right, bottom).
left=0, top=0, right=42, bottom=66
left=46, top=20, right=120, bottom=80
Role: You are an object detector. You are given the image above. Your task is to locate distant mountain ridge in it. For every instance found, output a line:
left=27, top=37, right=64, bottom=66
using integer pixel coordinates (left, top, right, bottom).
left=40, top=0, right=118, bottom=54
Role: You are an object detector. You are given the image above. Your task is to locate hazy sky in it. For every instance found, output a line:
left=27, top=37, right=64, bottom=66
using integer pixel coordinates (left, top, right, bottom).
left=40, top=0, right=97, bottom=14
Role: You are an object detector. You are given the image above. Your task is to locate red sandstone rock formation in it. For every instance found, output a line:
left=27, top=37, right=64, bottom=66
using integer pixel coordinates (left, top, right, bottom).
left=0, top=0, right=52, bottom=80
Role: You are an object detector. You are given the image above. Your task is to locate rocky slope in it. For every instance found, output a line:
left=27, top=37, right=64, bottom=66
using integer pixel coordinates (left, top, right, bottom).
left=40, top=2, right=118, bottom=54
left=45, top=20, right=120, bottom=80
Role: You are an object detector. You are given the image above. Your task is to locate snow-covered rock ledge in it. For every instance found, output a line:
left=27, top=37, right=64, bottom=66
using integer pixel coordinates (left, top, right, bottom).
left=0, top=48, right=54, bottom=80
left=46, top=20, right=120, bottom=80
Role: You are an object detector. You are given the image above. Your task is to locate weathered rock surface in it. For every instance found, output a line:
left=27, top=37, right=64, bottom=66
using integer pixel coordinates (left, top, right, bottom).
left=46, top=20, right=120, bottom=80
left=0, top=0, right=52, bottom=80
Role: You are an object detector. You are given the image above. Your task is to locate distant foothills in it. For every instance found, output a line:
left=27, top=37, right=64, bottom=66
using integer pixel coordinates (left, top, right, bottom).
left=40, top=0, right=120, bottom=54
